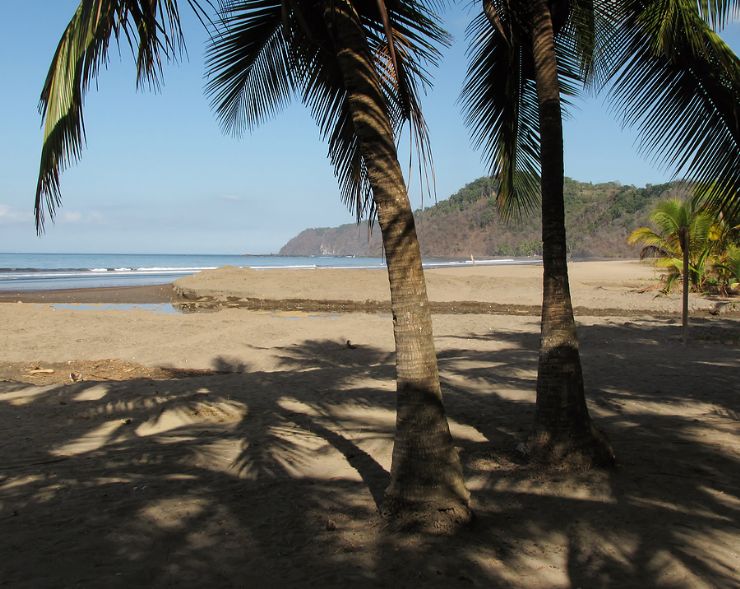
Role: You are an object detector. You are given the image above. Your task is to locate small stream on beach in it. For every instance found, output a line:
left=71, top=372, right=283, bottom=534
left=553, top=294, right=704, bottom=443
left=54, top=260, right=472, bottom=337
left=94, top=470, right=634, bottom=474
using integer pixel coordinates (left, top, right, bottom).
left=52, top=303, right=181, bottom=314
left=51, top=303, right=346, bottom=321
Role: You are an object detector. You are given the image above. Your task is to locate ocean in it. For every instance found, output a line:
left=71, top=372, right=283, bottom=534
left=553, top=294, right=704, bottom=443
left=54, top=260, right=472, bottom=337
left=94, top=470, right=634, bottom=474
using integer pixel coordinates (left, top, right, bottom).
left=0, top=252, right=540, bottom=291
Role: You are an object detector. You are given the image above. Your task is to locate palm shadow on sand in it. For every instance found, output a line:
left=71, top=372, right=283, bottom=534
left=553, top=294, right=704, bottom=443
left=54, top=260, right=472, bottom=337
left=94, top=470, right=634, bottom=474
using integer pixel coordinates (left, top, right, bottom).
left=0, top=317, right=738, bottom=588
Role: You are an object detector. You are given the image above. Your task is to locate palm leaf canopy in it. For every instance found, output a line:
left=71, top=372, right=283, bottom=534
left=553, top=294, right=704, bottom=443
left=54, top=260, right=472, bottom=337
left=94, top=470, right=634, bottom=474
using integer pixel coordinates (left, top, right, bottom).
left=462, top=0, right=738, bottom=222
left=602, top=0, right=740, bottom=219
left=36, top=0, right=443, bottom=232
left=460, top=0, right=608, bottom=220
left=627, top=197, right=716, bottom=257
left=34, top=0, right=214, bottom=232
left=205, top=0, right=449, bottom=221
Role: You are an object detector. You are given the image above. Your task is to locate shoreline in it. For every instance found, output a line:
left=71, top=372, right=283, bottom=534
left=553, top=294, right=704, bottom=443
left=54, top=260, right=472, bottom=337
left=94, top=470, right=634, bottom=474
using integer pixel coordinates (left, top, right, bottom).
left=1, top=260, right=737, bottom=317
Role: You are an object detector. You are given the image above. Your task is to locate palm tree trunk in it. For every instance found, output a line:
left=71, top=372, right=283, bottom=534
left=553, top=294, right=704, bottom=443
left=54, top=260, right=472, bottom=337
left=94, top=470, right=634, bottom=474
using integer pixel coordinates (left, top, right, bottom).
left=680, top=228, right=689, bottom=344
left=527, top=0, right=614, bottom=468
left=324, top=0, right=470, bottom=527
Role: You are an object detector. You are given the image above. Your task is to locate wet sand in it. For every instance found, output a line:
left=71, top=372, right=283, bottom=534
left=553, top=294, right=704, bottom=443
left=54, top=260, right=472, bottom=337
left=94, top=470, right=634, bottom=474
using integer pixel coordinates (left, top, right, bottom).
left=0, top=283, right=174, bottom=304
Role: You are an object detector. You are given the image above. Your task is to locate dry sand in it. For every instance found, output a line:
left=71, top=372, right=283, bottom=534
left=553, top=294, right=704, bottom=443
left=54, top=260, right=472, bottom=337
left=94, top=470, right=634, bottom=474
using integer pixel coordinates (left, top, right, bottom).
left=1, top=260, right=738, bottom=588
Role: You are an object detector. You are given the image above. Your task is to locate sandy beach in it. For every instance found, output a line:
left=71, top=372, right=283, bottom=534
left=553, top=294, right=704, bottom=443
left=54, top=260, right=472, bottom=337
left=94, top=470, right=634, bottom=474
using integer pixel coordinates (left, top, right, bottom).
left=1, top=259, right=738, bottom=588
left=172, top=259, right=738, bottom=316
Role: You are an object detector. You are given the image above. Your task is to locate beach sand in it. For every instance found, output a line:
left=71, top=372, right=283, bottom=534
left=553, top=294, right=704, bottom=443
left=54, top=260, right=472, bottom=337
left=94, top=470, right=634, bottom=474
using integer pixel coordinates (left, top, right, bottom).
left=173, top=259, right=737, bottom=316
left=1, top=260, right=738, bottom=588
left=0, top=283, right=174, bottom=304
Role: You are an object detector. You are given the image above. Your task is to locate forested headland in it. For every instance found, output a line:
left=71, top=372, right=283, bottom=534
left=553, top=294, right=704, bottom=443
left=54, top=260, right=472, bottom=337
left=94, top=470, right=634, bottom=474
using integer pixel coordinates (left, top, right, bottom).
left=280, top=177, right=690, bottom=259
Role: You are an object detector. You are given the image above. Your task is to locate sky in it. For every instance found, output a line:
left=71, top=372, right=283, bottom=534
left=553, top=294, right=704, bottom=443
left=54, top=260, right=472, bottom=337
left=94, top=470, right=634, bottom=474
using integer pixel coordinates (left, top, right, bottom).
left=1, top=3, right=738, bottom=255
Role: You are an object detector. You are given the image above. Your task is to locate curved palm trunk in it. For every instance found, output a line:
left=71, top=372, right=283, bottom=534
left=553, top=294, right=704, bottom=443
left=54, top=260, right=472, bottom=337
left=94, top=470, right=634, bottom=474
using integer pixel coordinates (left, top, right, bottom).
left=528, top=0, right=614, bottom=468
left=324, top=1, right=470, bottom=526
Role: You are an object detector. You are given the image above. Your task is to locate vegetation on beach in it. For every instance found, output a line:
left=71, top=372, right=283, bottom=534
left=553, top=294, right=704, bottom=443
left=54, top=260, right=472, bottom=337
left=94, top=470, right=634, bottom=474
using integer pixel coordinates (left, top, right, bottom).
left=629, top=197, right=740, bottom=295
left=628, top=195, right=738, bottom=340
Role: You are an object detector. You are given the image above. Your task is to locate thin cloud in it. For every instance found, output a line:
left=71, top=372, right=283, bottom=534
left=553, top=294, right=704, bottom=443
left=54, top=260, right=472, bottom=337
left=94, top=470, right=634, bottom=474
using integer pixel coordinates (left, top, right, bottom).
left=219, top=194, right=244, bottom=203
left=62, top=211, right=82, bottom=223
left=0, top=204, right=32, bottom=225
left=59, top=211, right=104, bottom=224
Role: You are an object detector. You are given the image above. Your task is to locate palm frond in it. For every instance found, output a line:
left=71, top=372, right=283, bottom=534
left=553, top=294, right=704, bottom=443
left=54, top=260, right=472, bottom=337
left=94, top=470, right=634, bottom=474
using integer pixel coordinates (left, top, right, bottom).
left=206, top=0, right=447, bottom=222
left=289, top=5, right=377, bottom=221
left=460, top=0, right=592, bottom=221
left=205, top=1, right=293, bottom=135
left=650, top=198, right=687, bottom=235
left=364, top=0, right=449, bottom=204
left=638, top=244, right=672, bottom=258
left=602, top=0, right=740, bottom=219
left=36, top=0, right=193, bottom=233
left=461, top=5, right=541, bottom=221
left=569, top=0, right=627, bottom=89
left=696, top=0, right=740, bottom=29
left=628, top=225, right=666, bottom=245
left=299, top=32, right=376, bottom=221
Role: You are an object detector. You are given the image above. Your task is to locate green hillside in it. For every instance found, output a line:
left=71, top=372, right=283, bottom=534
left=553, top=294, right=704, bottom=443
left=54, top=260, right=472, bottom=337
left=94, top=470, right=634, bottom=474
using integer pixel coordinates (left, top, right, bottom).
left=279, top=177, right=689, bottom=258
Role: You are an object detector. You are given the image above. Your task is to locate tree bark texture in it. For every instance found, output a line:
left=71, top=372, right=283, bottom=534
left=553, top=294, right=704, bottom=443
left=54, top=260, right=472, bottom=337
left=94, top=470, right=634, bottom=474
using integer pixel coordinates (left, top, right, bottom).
left=528, top=0, right=614, bottom=468
left=324, top=1, right=470, bottom=527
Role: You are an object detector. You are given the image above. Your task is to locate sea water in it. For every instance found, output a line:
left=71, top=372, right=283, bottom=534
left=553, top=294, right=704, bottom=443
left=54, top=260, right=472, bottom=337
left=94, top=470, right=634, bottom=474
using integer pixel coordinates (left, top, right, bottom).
left=0, top=252, right=539, bottom=291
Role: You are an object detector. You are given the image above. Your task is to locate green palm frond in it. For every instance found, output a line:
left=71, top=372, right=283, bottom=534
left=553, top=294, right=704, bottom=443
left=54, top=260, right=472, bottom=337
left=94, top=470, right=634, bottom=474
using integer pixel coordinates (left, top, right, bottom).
left=367, top=0, right=449, bottom=202
left=35, top=0, right=205, bottom=233
left=628, top=196, right=721, bottom=274
left=688, top=208, right=715, bottom=247
left=651, top=198, right=688, bottom=236
left=602, top=0, right=740, bottom=218
left=696, top=0, right=740, bottom=29
left=294, top=11, right=376, bottom=220
left=565, top=0, right=597, bottom=81
left=569, top=0, right=627, bottom=88
left=460, top=0, right=601, bottom=221
left=206, top=0, right=448, bottom=222
left=693, top=182, right=740, bottom=224
left=628, top=225, right=668, bottom=245
left=460, top=3, right=543, bottom=220
left=656, top=256, right=683, bottom=270
left=627, top=225, right=679, bottom=259
left=205, top=1, right=293, bottom=135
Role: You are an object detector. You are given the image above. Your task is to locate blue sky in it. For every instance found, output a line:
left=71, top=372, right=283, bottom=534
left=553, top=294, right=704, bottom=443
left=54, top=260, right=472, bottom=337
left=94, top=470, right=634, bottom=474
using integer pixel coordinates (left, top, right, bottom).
left=1, top=3, right=738, bottom=254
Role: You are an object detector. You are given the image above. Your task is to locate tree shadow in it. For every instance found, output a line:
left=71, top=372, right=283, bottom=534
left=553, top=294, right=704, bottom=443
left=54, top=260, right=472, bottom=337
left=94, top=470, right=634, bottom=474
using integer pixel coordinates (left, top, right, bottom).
left=0, top=317, right=738, bottom=588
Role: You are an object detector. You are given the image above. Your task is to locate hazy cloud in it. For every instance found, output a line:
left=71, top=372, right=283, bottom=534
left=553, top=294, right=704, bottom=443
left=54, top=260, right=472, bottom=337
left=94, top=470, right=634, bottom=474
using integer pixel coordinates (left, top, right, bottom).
left=62, top=211, right=82, bottom=223
left=59, top=210, right=104, bottom=224
left=0, top=204, right=32, bottom=225
left=219, top=194, right=244, bottom=203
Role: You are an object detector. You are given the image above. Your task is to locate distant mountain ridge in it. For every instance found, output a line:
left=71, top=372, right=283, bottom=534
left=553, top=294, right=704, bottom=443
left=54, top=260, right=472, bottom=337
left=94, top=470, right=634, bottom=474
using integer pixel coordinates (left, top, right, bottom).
left=279, top=177, right=688, bottom=259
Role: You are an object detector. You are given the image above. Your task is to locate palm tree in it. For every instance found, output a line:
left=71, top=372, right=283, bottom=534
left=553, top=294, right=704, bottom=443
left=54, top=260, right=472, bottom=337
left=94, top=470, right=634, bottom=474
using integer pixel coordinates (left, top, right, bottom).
left=461, top=0, right=616, bottom=467
left=461, top=0, right=737, bottom=467
left=34, top=0, right=470, bottom=526
left=628, top=198, right=715, bottom=340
